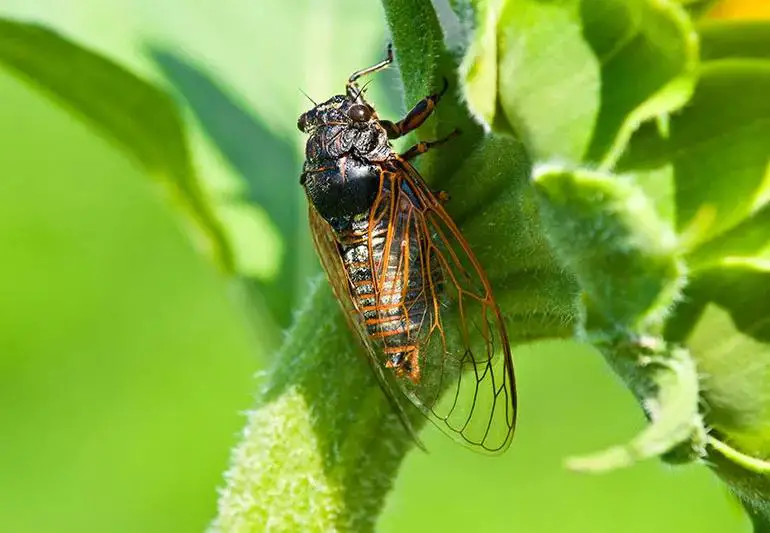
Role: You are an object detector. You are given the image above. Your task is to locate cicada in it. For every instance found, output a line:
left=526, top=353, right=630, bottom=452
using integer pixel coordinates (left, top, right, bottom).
left=297, top=45, right=516, bottom=453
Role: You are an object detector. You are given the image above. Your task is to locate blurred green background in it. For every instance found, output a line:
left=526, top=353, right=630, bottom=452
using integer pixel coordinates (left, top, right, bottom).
left=0, top=0, right=750, bottom=531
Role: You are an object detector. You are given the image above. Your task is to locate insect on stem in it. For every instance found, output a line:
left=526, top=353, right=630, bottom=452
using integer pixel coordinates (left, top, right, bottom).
left=298, top=46, right=517, bottom=454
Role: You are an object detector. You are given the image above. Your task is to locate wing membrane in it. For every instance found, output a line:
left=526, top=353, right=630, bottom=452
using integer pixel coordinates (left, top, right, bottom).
left=307, top=157, right=516, bottom=454
left=369, top=160, right=517, bottom=453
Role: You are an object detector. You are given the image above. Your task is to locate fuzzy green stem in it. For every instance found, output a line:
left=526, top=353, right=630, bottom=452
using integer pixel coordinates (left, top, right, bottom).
left=211, top=278, right=419, bottom=533
left=213, top=239, right=576, bottom=531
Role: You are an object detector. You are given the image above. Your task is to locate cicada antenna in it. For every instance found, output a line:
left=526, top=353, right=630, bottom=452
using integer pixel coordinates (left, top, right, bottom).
left=299, top=88, right=317, bottom=106
left=346, top=43, right=393, bottom=98
left=352, top=78, right=376, bottom=103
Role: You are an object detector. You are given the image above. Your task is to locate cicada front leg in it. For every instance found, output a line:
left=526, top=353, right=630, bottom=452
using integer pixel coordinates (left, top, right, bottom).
left=380, top=77, right=449, bottom=139
left=346, top=44, right=394, bottom=99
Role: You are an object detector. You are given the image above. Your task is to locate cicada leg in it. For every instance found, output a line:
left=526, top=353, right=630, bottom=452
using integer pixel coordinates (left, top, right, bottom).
left=346, top=44, right=394, bottom=99
left=400, top=129, right=460, bottom=161
left=380, top=77, right=450, bottom=139
left=399, top=130, right=459, bottom=205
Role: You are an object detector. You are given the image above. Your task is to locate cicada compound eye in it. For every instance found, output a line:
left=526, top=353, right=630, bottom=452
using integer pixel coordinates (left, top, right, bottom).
left=347, top=104, right=372, bottom=122
left=297, top=113, right=309, bottom=132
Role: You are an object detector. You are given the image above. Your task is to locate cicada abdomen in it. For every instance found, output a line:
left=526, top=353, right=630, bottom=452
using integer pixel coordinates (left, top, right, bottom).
left=337, top=177, right=442, bottom=384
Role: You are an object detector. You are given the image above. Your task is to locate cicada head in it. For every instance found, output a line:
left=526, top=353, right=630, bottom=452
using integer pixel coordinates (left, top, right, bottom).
left=297, top=92, right=379, bottom=133
left=298, top=89, right=390, bottom=163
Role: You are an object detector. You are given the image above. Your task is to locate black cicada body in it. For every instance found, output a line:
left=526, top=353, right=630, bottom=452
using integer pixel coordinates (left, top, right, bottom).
left=297, top=45, right=516, bottom=453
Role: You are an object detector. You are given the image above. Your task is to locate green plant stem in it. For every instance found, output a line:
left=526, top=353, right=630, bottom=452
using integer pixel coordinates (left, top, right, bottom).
left=211, top=278, right=417, bottom=532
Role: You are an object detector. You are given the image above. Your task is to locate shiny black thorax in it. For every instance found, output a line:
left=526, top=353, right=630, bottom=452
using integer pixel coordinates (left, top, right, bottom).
left=298, top=94, right=393, bottom=232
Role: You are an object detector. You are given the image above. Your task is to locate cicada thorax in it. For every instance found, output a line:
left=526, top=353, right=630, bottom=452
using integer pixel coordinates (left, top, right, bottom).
left=336, top=181, right=441, bottom=384
left=301, top=155, right=380, bottom=232
left=300, top=112, right=392, bottom=232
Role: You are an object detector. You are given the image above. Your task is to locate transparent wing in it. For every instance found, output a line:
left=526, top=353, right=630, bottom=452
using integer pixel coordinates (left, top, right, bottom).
left=368, top=159, right=517, bottom=454
left=307, top=204, right=425, bottom=448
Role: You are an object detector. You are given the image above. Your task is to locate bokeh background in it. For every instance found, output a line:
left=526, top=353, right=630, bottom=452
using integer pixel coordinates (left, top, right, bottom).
left=0, top=1, right=757, bottom=532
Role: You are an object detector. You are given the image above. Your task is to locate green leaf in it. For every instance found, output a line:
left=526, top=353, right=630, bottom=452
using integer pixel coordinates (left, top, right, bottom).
left=567, top=345, right=703, bottom=472
left=207, top=0, right=769, bottom=529
left=496, top=0, right=601, bottom=161
left=458, top=0, right=505, bottom=127
left=533, top=165, right=685, bottom=328
left=663, top=286, right=708, bottom=342
left=489, top=0, right=697, bottom=166
left=148, top=46, right=303, bottom=327
left=689, top=305, right=770, bottom=447
left=608, top=36, right=770, bottom=525
left=580, top=0, right=698, bottom=167
left=686, top=305, right=770, bottom=525
left=0, top=19, right=234, bottom=272
left=700, top=20, right=770, bottom=61
left=620, top=60, right=770, bottom=247
left=689, top=257, right=770, bottom=343
left=688, top=203, right=770, bottom=269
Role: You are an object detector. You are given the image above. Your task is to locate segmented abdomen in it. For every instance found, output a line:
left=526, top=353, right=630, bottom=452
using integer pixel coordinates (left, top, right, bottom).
left=338, top=215, right=434, bottom=376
